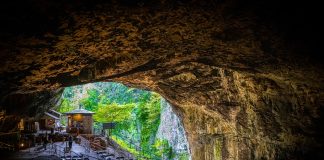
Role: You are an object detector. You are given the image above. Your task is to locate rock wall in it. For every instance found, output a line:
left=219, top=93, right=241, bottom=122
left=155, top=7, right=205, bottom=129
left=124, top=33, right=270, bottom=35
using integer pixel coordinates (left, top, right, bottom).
left=156, top=98, right=191, bottom=160
left=163, top=69, right=324, bottom=159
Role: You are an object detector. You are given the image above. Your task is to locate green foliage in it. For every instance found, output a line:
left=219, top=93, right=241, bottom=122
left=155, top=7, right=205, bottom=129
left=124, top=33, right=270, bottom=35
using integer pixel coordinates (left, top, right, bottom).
left=214, top=138, right=222, bottom=160
left=137, top=93, right=161, bottom=151
left=153, top=139, right=174, bottom=159
left=58, top=99, right=74, bottom=113
left=62, top=87, right=74, bottom=99
left=57, top=98, right=75, bottom=126
left=94, top=102, right=135, bottom=123
left=80, top=89, right=100, bottom=111
left=57, top=82, right=183, bottom=159
left=178, top=152, right=190, bottom=160
left=111, top=135, right=139, bottom=156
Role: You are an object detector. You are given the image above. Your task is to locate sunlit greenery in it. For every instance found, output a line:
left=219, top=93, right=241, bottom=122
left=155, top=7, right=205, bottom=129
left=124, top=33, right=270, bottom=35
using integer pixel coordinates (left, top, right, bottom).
left=111, top=135, right=139, bottom=156
left=94, top=102, right=135, bottom=123
left=58, top=99, right=74, bottom=113
left=153, top=139, right=175, bottom=159
left=56, top=82, right=178, bottom=159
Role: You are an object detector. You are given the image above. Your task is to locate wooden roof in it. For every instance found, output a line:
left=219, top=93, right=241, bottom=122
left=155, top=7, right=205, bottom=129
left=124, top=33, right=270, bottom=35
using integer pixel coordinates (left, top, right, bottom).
left=63, top=109, right=94, bottom=115
left=44, top=112, right=60, bottom=120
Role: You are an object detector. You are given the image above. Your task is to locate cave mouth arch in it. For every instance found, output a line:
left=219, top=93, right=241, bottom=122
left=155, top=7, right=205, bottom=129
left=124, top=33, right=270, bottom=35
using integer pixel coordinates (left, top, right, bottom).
left=2, top=64, right=323, bottom=159
left=56, top=81, right=192, bottom=159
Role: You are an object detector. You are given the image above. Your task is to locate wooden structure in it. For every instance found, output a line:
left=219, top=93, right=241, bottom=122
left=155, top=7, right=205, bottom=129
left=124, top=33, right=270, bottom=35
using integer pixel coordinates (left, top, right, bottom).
left=39, top=109, right=61, bottom=130
left=64, top=109, right=94, bottom=134
left=17, top=109, right=61, bottom=133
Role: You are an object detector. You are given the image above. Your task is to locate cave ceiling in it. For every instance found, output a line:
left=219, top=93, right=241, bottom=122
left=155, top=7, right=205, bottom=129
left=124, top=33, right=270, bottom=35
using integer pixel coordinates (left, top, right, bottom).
left=0, top=0, right=323, bottom=115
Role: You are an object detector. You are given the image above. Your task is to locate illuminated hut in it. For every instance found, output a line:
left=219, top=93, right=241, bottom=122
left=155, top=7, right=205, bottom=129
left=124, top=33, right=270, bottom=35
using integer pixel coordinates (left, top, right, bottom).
left=64, top=109, right=94, bottom=134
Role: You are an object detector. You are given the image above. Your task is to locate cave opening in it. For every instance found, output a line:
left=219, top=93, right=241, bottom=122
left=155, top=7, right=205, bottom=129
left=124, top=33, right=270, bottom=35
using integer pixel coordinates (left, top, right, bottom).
left=1, top=82, right=193, bottom=160
left=56, top=82, right=192, bottom=160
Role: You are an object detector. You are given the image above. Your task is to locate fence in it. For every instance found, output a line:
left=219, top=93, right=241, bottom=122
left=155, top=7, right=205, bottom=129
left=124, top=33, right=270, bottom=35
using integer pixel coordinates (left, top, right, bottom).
left=0, top=131, right=19, bottom=151
left=112, top=132, right=160, bottom=159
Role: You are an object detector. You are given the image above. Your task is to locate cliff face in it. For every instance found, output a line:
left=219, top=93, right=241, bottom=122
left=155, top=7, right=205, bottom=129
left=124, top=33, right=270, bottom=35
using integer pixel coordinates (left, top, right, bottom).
left=156, top=99, right=191, bottom=159
left=169, top=69, right=323, bottom=159
left=0, top=0, right=323, bottom=159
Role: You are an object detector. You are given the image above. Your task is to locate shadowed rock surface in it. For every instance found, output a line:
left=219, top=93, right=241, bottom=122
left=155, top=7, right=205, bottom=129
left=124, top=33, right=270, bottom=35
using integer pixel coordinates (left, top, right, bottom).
left=0, top=0, right=323, bottom=159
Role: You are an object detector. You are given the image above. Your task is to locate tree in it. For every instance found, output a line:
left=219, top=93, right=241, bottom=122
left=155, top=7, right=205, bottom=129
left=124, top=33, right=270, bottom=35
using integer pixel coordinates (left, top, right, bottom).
left=58, top=99, right=74, bottom=113
left=57, top=82, right=172, bottom=159
left=80, top=89, right=100, bottom=111
left=137, top=92, right=161, bottom=151
left=94, top=102, right=135, bottom=123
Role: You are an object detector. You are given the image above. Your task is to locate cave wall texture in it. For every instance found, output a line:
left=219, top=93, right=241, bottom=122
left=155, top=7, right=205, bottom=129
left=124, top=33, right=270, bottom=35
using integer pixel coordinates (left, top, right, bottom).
left=0, top=0, right=323, bottom=159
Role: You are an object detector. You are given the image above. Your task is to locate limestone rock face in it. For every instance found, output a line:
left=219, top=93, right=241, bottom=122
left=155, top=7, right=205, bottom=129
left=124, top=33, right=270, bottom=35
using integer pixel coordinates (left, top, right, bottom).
left=156, top=99, right=191, bottom=159
left=0, top=0, right=323, bottom=159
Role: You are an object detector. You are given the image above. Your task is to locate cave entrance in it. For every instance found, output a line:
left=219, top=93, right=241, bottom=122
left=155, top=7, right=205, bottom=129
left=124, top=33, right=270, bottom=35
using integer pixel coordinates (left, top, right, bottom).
left=54, top=82, right=191, bottom=160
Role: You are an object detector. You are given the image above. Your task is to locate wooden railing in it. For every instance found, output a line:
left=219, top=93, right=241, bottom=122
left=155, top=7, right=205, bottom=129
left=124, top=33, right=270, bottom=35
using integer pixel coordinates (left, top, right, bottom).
left=78, top=134, right=108, bottom=160
left=112, top=132, right=159, bottom=159
left=0, top=141, right=15, bottom=150
left=78, top=135, right=91, bottom=153
left=0, top=131, right=19, bottom=151
left=81, top=134, right=106, bottom=151
left=49, top=142, right=100, bottom=160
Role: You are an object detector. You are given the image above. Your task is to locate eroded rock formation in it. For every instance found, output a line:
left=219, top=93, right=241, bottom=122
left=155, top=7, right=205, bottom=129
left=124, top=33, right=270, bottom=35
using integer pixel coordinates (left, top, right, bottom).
left=0, top=0, right=323, bottom=159
left=157, top=99, right=191, bottom=159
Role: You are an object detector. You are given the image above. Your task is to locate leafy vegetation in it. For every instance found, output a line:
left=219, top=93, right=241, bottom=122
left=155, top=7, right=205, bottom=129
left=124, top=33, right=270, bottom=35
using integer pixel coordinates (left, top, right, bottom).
left=111, top=135, right=139, bottom=156
left=153, top=139, right=175, bottom=159
left=58, top=98, right=74, bottom=113
left=136, top=93, right=161, bottom=151
left=57, top=82, right=188, bottom=159
left=94, top=102, right=135, bottom=123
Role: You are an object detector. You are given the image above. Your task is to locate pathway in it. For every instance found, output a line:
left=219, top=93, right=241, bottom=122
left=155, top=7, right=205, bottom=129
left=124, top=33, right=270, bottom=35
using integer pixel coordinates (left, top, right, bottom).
left=10, top=140, right=134, bottom=160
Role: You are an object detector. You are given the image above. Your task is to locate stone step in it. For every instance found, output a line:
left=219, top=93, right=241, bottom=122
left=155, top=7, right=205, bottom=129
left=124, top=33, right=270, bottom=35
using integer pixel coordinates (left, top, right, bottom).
left=95, top=150, right=106, bottom=154
left=60, top=155, right=83, bottom=160
left=99, top=153, right=115, bottom=158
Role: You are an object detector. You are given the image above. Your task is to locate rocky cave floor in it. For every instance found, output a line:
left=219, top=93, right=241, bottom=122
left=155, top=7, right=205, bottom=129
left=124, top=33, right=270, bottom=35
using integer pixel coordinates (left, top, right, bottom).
left=2, top=141, right=132, bottom=160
